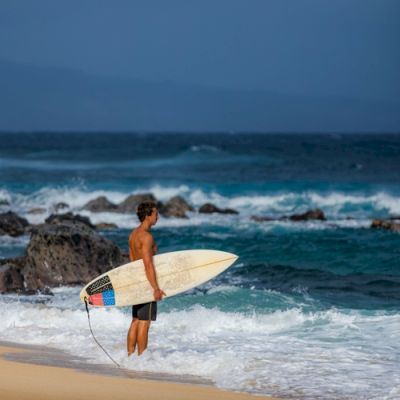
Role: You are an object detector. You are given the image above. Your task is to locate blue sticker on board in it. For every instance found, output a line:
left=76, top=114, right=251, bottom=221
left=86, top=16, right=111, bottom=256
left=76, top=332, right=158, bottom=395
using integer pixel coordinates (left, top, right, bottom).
left=102, top=289, right=115, bottom=306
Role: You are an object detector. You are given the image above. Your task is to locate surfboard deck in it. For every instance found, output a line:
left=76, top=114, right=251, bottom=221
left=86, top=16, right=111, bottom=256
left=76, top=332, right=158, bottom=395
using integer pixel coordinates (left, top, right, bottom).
left=80, top=249, right=238, bottom=307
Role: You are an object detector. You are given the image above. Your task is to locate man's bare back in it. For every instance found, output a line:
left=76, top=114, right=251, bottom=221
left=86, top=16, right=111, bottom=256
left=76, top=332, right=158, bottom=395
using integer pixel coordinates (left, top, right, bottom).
left=128, top=228, right=157, bottom=262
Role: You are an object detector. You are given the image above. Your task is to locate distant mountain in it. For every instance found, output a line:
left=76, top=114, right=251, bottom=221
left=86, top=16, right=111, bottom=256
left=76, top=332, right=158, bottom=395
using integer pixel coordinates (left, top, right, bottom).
left=0, top=60, right=398, bottom=132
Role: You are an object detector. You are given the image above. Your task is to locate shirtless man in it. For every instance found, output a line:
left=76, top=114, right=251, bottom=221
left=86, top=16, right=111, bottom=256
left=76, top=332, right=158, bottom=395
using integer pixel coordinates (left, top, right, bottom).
left=127, top=202, right=165, bottom=356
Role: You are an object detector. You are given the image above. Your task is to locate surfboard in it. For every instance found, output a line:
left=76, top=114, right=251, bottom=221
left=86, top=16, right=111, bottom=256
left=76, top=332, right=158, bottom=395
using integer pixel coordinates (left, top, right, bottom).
left=79, top=249, right=238, bottom=307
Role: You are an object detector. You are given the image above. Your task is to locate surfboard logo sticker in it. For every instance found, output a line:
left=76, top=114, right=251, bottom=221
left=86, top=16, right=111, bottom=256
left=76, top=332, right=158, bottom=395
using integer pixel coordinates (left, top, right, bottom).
left=86, top=275, right=113, bottom=295
left=88, top=289, right=116, bottom=306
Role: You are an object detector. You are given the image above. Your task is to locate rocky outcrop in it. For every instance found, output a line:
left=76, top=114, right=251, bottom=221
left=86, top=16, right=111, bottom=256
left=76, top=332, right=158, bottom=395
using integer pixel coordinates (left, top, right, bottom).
left=288, top=209, right=326, bottom=221
left=95, top=222, right=118, bottom=229
left=371, top=219, right=400, bottom=232
left=45, top=212, right=95, bottom=229
left=251, top=209, right=326, bottom=223
left=20, top=221, right=127, bottom=292
left=160, top=196, right=194, bottom=218
left=117, top=193, right=158, bottom=213
left=0, top=199, right=10, bottom=206
left=0, top=257, right=25, bottom=293
left=82, top=193, right=197, bottom=218
left=28, top=207, right=47, bottom=214
left=251, top=215, right=276, bottom=222
left=198, top=203, right=239, bottom=215
left=82, top=196, right=118, bottom=212
left=0, top=211, right=30, bottom=236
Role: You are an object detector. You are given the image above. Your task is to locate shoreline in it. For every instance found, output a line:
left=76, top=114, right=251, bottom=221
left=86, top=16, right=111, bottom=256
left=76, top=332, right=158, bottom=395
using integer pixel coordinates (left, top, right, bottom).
left=0, top=341, right=280, bottom=400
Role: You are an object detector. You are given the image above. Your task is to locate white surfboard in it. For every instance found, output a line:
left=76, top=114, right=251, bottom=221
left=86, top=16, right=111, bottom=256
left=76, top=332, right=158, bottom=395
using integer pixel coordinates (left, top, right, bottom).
left=80, top=249, right=238, bottom=307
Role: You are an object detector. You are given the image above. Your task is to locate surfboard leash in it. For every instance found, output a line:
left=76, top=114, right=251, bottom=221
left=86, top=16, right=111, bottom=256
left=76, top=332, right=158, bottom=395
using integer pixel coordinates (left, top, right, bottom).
left=84, top=298, right=121, bottom=368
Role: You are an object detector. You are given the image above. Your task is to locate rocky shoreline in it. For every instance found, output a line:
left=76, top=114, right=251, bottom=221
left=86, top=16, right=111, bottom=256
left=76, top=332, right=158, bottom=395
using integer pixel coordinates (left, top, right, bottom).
left=0, top=216, right=127, bottom=295
left=0, top=192, right=399, bottom=294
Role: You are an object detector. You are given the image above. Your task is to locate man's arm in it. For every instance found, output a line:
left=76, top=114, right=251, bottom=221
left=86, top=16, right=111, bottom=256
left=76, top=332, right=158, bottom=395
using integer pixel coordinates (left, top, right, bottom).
left=141, top=234, right=165, bottom=301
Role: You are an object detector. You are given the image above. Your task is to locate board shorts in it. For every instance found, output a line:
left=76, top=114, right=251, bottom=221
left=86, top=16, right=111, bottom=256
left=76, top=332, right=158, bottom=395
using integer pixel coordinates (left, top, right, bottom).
left=132, top=301, right=157, bottom=321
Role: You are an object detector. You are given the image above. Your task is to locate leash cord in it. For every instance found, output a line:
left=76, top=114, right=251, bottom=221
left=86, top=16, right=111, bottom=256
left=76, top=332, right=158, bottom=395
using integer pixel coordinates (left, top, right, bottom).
left=84, top=299, right=121, bottom=368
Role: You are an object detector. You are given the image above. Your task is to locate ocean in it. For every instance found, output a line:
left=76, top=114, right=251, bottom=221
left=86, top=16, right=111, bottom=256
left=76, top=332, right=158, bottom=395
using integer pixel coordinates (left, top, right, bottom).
left=0, top=132, right=399, bottom=399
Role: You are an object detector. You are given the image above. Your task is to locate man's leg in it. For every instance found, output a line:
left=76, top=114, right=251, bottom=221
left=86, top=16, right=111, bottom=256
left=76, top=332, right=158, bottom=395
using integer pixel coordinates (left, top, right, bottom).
left=127, top=318, right=139, bottom=356
left=137, top=320, right=151, bottom=355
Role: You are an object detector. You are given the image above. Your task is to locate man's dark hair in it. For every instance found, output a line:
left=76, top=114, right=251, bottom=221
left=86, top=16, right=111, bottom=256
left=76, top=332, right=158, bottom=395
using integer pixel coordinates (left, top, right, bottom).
left=136, top=202, right=157, bottom=222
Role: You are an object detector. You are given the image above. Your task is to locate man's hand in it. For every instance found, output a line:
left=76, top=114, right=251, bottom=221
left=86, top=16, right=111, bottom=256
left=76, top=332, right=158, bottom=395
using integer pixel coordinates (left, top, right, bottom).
left=153, top=287, right=166, bottom=301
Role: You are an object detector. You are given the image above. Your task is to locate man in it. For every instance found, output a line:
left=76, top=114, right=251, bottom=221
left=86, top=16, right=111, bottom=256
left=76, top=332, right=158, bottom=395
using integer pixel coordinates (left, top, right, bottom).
left=127, top=202, right=165, bottom=356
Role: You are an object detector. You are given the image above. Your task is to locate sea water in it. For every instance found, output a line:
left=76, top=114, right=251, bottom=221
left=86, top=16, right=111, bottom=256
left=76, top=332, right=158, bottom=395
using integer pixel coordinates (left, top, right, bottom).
left=0, top=132, right=399, bottom=399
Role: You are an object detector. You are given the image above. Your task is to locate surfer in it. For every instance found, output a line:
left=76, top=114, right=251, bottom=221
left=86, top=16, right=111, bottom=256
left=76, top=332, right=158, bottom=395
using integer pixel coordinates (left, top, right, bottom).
left=127, top=202, right=166, bottom=356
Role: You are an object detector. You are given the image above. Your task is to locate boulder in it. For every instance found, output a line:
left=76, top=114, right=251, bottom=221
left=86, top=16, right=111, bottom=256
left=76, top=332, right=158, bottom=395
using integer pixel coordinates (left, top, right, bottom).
left=0, top=211, right=30, bottom=237
left=0, top=199, right=10, bottom=206
left=82, top=196, right=118, bottom=212
left=371, top=219, right=400, bottom=232
left=288, top=208, right=326, bottom=221
left=160, top=196, right=194, bottom=218
left=198, top=203, right=239, bottom=215
left=95, top=222, right=118, bottom=229
left=45, top=212, right=95, bottom=229
left=21, top=222, right=127, bottom=291
left=117, top=193, right=158, bottom=214
left=251, top=215, right=276, bottom=222
left=28, top=207, right=47, bottom=214
left=0, top=257, right=25, bottom=293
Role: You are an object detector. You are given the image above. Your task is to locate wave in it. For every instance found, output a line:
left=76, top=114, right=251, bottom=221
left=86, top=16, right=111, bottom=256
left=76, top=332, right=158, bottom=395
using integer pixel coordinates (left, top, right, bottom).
left=188, top=145, right=222, bottom=154
left=0, top=288, right=398, bottom=399
left=229, top=264, right=400, bottom=309
left=1, top=185, right=400, bottom=229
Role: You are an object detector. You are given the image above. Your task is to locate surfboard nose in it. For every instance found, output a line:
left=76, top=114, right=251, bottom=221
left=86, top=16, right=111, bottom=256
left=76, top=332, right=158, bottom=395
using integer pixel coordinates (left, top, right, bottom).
left=217, top=250, right=239, bottom=261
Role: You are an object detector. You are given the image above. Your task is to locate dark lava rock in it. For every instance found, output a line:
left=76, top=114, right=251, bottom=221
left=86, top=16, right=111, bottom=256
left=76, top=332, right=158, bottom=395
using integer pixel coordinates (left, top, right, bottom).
left=288, top=208, right=326, bottom=221
left=371, top=219, right=400, bottom=232
left=251, top=215, right=276, bottom=222
left=0, top=199, right=10, bottom=206
left=198, top=203, right=239, bottom=215
left=117, top=193, right=158, bottom=214
left=95, top=222, right=119, bottom=229
left=28, top=207, right=47, bottom=214
left=21, top=222, right=127, bottom=291
left=0, top=211, right=30, bottom=237
left=0, top=257, right=25, bottom=293
left=82, top=196, right=118, bottom=212
left=160, top=196, right=194, bottom=218
left=45, top=212, right=95, bottom=229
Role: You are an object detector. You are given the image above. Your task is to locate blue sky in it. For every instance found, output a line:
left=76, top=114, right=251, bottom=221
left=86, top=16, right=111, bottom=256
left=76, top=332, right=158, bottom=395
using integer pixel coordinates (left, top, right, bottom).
left=0, top=1, right=399, bottom=131
left=1, top=1, right=399, bottom=101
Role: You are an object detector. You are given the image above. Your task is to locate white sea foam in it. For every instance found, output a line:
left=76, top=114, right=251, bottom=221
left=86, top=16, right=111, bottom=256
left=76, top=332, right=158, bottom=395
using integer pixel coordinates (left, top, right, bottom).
left=0, top=288, right=399, bottom=399
left=2, top=185, right=400, bottom=230
left=0, top=235, right=30, bottom=248
left=189, top=145, right=222, bottom=153
left=0, top=189, right=12, bottom=204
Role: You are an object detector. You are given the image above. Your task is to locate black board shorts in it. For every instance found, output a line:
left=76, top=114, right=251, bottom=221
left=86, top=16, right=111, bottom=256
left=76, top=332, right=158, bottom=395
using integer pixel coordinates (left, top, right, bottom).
left=132, top=301, right=157, bottom=321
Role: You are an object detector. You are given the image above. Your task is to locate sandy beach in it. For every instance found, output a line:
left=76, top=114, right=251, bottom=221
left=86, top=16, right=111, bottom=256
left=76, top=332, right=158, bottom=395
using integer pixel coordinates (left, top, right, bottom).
left=0, top=343, right=278, bottom=400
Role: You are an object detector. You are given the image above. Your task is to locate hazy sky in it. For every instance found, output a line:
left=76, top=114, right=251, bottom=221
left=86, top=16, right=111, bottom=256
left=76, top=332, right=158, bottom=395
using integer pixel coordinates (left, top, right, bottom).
left=0, top=0, right=399, bottom=102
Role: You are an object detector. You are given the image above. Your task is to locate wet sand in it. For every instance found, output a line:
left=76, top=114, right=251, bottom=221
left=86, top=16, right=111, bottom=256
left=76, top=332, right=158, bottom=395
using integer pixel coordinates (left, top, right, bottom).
left=0, top=342, right=279, bottom=400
